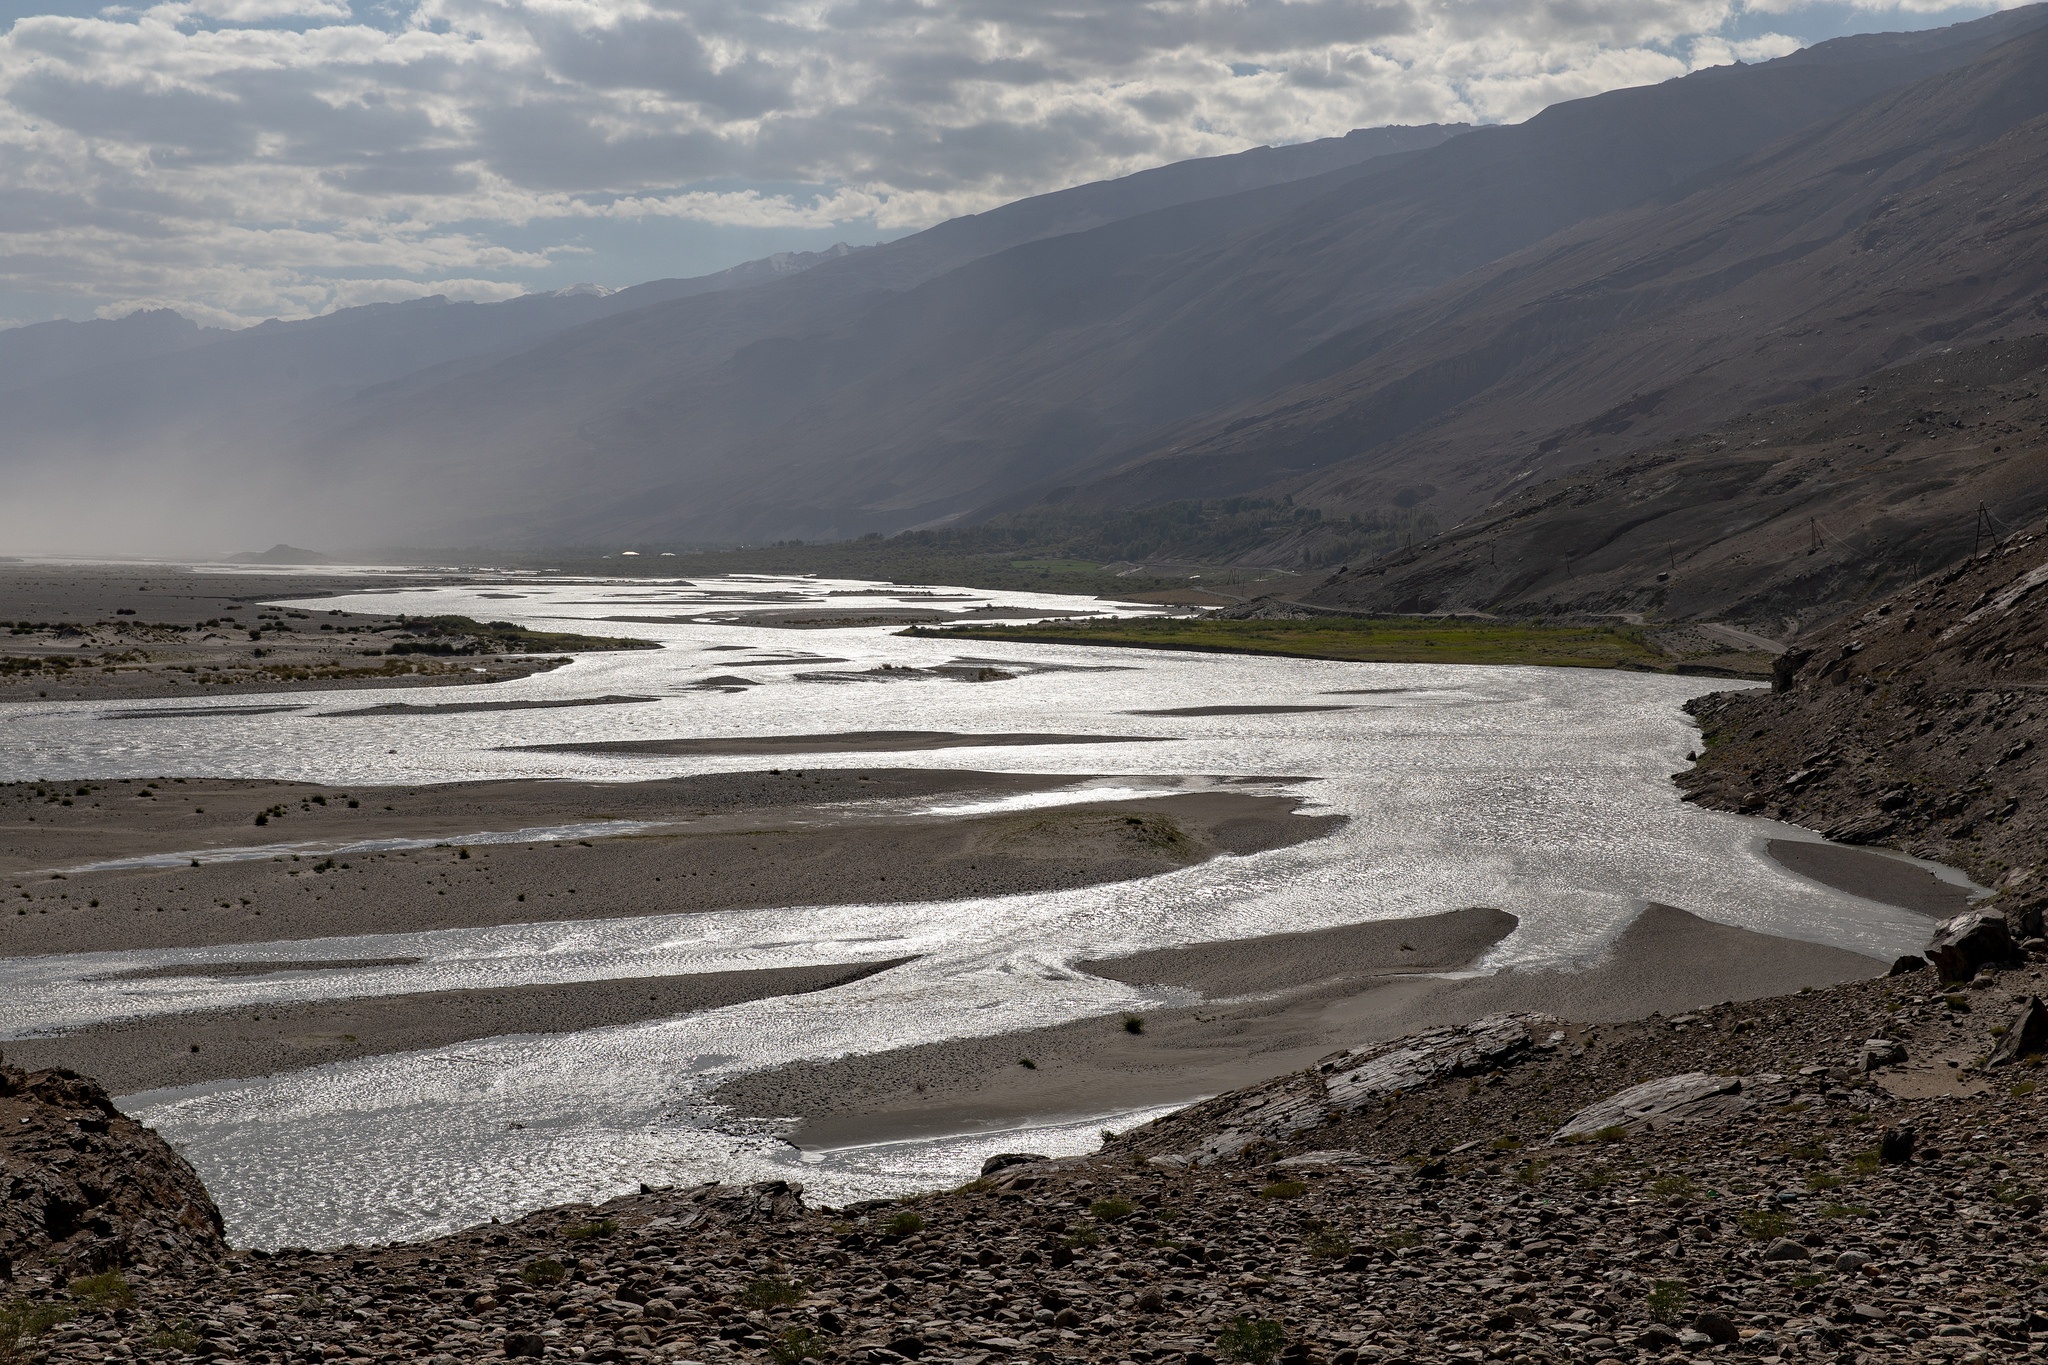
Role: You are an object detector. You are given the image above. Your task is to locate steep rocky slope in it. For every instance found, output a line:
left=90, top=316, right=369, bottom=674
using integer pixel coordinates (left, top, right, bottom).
left=1677, top=529, right=2048, bottom=924
left=1292, top=336, right=2048, bottom=630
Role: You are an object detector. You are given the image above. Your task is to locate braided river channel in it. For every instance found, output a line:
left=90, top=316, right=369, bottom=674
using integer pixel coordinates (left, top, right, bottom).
left=0, top=572, right=1954, bottom=1247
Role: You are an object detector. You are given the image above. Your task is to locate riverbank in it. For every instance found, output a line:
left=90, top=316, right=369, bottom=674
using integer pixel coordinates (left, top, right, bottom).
left=0, top=562, right=653, bottom=701
left=7, top=945, right=2044, bottom=1365
left=905, top=616, right=1740, bottom=673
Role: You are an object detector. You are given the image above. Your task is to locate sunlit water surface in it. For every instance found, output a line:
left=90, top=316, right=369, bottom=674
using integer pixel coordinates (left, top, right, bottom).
left=0, top=572, right=1936, bottom=1246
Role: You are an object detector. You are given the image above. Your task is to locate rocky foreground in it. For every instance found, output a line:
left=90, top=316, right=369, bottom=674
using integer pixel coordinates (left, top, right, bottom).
left=8, top=931, right=2048, bottom=1365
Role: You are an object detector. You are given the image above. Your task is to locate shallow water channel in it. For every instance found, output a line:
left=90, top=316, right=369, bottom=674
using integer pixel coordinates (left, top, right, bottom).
left=0, top=572, right=1941, bottom=1247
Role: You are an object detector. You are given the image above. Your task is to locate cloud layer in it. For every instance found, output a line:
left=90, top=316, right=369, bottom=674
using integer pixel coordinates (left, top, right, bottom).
left=0, top=0, right=2019, bottom=324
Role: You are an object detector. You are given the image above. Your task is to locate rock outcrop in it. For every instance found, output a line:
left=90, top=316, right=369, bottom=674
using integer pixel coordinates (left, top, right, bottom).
left=0, top=1056, right=224, bottom=1275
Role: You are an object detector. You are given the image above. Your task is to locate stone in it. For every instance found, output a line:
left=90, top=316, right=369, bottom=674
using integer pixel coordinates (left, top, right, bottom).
left=1926, top=911, right=2018, bottom=984
left=1859, top=1038, right=1907, bottom=1072
left=1988, top=996, right=2048, bottom=1066
left=502, top=1335, right=546, bottom=1359
left=1634, top=1326, right=1681, bottom=1350
left=1879, top=1125, right=1916, bottom=1165
left=1762, top=1239, right=1809, bottom=1262
left=1692, top=1311, right=1740, bottom=1344
left=1551, top=1072, right=1767, bottom=1140
left=1889, top=954, right=1929, bottom=976
left=1836, top=1252, right=1871, bottom=1272
left=979, top=1153, right=1049, bottom=1177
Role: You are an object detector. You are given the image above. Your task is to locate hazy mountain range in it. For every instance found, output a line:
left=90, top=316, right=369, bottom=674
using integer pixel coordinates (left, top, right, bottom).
left=4, top=4, right=2046, bottom=561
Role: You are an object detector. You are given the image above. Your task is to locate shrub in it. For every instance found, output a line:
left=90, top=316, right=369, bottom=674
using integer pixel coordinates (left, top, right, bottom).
left=1737, top=1209, right=1791, bottom=1241
left=1089, top=1198, right=1135, bottom=1223
left=1122, top=1015, right=1146, bottom=1035
left=741, top=1278, right=806, bottom=1310
left=768, top=1325, right=826, bottom=1364
left=1646, top=1280, right=1690, bottom=1325
left=883, top=1211, right=925, bottom=1237
left=1216, top=1315, right=1287, bottom=1364
left=1258, top=1180, right=1307, bottom=1200
left=1381, top=1225, right=1422, bottom=1250
left=1575, top=1164, right=1618, bottom=1190
left=145, top=1321, right=201, bottom=1353
left=1308, top=1224, right=1353, bottom=1259
left=1848, top=1150, right=1883, bottom=1177
left=520, top=1259, right=567, bottom=1286
left=68, top=1272, right=133, bottom=1311
left=1514, top=1158, right=1552, bottom=1186
left=1061, top=1225, right=1103, bottom=1250
left=0, top=1301, right=73, bottom=1362
left=1651, top=1174, right=1699, bottom=1203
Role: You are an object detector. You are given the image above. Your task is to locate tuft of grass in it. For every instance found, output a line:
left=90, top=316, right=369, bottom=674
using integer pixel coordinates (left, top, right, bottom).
left=1308, top=1223, right=1353, bottom=1259
left=768, top=1325, right=826, bottom=1364
left=740, top=1278, right=806, bottom=1311
left=68, top=1271, right=133, bottom=1311
left=2013, top=1080, right=2038, bottom=1097
left=1018, top=1058, right=1037, bottom=1069
left=1258, top=1179, right=1307, bottom=1200
left=883, top=1211, right=925, bottom=1237
left=145, top=1321, right=201, bottom=1353
left=1089, top=1198, right=1135, bottom=1223
left=1593, top=1124, right=1630, bottom=1144
left=520, top=1259, right=567, bottom=1286
left=0, top=1301, right=74, bottom=1362
left=561, top=1218, right=617, bottom=1239
left=1122, top=1014, right=1146, bottom=1035
left=1737, top=1209, right=1792, bottom=1241
left=1576, top=1164, right=1619, bottom=1190
left=1216, top=1315, right=1288, bottom=1365
left=1490, top=1135, right=1522, bottom=1151
left=1646, top=1280, right=1690, bottom=1325
left=1651, top=1173, right=1700, bottom=1203
left=1061, top=1225, right=1103, bottom=1250
left=1817, top=1203, right=1873, bottom=1220
left=1848, top=1150, right=1883, bottom=1178
left=1514, top=1158, right=1553, bottom=1186
left=1806, top=1171, right=1844, bottom=1192
left=1381, top=1225, right=1422, bottom=1250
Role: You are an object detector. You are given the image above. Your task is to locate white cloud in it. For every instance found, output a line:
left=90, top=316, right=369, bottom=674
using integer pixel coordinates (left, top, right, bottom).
left=0, top=0, right=2019, bottom=323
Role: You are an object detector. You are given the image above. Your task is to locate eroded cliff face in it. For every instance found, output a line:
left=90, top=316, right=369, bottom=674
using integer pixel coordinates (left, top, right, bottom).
left=1677, top=532, right=2048, bottom=925
left=0, top=1058, right=224, bottom=1277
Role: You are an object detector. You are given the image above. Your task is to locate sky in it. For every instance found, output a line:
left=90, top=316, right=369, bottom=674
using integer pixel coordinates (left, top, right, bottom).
left=0, top=0, right=2027, bottom=328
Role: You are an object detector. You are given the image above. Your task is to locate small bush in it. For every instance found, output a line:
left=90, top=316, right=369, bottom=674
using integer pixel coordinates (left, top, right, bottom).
left=145, top=1321, right=201, bottom=1353
left=1308, top=1224, right=1352, bottom=1259
left=1848, top=1150, right=1883, bottom=1177
left=1489, top=1134, right=1522, bottom=1151
left=1018, top=1058, right=1037, bottom=1069
left=1806, top=1171, right=1844, bottom=1191
left=883, top=1211, right=925, bottom=1237
left=520, top=1259, right=567, bottom=1286
left=741, top=1278, right=806, bottom=1310
left=1593, top=1124, right=1629, bottom=1143
left=1258, top=1179, right=1307, bottom=1200
left=1646, top=1279, right=1690, bottom=1325
left=1651, top=1174, right=1699, bottom=1203
left=1216, top=1315, right=1287, bottom=1364
left=561, top=1219, right=617, bottom=1239
left=2013, top=1080, right=2038, bottom=1097
left=68, top=1272, right=133, bottom=1311
left=1089, top=1197, right=1135, bottom=1222
left=1122, top=1015, right=1145, bottom=1035
left=1576, top=1164, right=1618, bottom=1190
left=1061, top=1225, right=1103, bottom=1250
left=768, top=1325, right=826, bottom=1364
left=1737, top=1209, right=1791, bottom=1241
left=0, top=1301, right=73, bottom=1361
left=1946, top=993, right=1972, bottom=1012
left=1514, top=1158, right=1552, bottom=1186
left=1381, top=1225, right=1422, bottom=1250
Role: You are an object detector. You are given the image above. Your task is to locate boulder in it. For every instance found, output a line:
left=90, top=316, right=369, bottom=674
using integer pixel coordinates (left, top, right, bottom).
left=1552, top=1072, right=1781, bottom=1141
left=1693, top=1311, right=1741, bottom=1344
left=1762, top=1239, right=1810, bottom=1262
left=1926, top=911, right=2018, bottom=983
left=1879, top=1125, right=1916, bottom=1165
left=1989, top=996, right=2048, bottom=1067
left=980, top=1153, right=1050, bottom=1177
left=1859, top=1038, right=1907, bottom=1072
left=1888, top=955, right=1929, bottom=977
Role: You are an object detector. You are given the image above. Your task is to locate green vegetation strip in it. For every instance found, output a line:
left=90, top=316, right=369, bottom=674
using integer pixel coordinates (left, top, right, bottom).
left=393, top=615, right=658, bottom=654
left=907, top=616, right=1673, bottom=670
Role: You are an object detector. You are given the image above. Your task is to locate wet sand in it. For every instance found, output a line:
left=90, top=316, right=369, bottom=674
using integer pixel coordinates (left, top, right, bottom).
left=514, top=731, right=1171, bottom=756
left=1765, top=838, right=1976, bottom=917
left=1, top=777, right=1337, bottom=956
left=3, top=959, right=914, bottom=1095
left=714, top=903, right=1886, bottom=1147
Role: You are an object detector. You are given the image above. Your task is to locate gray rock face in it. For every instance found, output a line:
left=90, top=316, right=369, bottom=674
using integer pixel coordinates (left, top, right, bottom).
left=1926, top=911, right=2018, bottom=983
left=979, top=1153, right=1049, bottom=1177
left=1860, top=1036, right=1908, bottom=1071
left=1551, top=1071, right=1785, bottom=1141
left=1988, top=995, right=2048, bottom=1066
